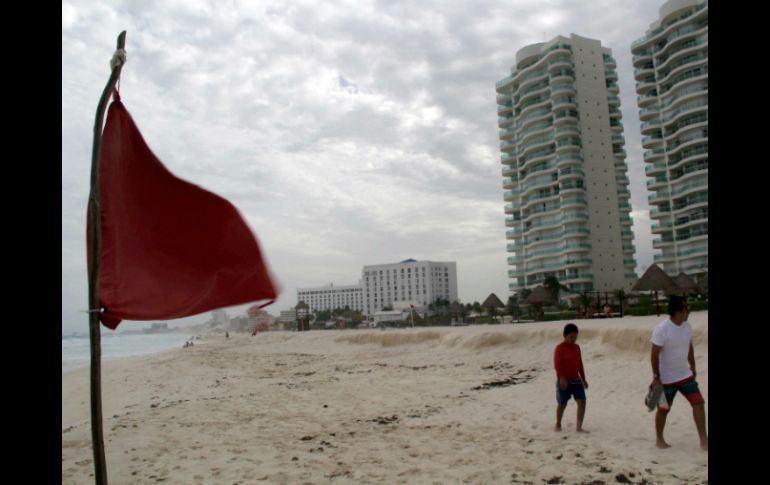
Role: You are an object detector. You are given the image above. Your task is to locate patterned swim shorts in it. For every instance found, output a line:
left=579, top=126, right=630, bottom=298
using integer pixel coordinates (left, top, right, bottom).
left=660, top=376, right=704, bottom=409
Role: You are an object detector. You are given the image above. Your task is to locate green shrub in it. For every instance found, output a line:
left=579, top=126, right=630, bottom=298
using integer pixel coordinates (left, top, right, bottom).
left=688, top=300, right=708, bottom=311
left=627, top=305, right=655, bottom=316
left=474, top=316, right=497, bottom=324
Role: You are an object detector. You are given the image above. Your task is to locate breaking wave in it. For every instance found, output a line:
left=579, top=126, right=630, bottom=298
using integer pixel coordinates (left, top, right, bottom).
left=334, top=322, right=707, bottom=353
left=336, top=331, right=442, bottom=347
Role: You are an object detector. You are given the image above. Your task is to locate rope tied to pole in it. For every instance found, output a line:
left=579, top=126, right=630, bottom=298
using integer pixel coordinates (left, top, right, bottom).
left=110, top=48, right=127, bottom=69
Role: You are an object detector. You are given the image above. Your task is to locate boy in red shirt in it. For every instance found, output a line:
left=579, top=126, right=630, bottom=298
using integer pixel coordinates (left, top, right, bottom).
left=554, top=323, right=589, bottom=432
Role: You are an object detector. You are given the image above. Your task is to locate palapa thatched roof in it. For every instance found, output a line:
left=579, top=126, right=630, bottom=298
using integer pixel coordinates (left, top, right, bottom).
left=449, top=301, right=464, bottom=314
left=522, top=285, right=557, bottom=305
left=674, top=272, right=697, bottom=294
left=481, top=293, right=505, bottom=309
left=631, top=264, right=679, bottom=294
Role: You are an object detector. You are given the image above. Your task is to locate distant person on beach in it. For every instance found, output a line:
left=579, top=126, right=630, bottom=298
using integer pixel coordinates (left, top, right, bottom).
left=650, top=295, right=708, bottom=450
left=554, top=323, right=589, bottom=432
left=225, top=331, right=229, bottom=339
left=602, top=304, right=613, bottom=318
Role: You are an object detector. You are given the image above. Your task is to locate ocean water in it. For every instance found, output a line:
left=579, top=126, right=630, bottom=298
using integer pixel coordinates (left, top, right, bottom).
left=62, top=332, right=194, bottom=373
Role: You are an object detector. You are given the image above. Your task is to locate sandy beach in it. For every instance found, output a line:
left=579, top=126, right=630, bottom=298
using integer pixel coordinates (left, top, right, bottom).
left=62, top=312, right=708, bottom=484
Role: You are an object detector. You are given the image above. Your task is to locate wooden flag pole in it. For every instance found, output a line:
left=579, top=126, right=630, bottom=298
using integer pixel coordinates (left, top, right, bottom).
left=87, top=30, right=127, bottom=485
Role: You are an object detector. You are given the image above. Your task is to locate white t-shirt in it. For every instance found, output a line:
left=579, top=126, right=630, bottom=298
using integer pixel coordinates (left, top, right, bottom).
left=651, top=319, right=693, bottom=384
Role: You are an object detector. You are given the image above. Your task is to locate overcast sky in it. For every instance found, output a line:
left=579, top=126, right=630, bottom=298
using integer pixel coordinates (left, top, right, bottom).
left=62, top=0, right=663, bottom=334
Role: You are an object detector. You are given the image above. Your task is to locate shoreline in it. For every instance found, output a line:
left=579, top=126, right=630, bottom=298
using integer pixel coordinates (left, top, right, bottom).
left=62, top=332, right=208, bottom=374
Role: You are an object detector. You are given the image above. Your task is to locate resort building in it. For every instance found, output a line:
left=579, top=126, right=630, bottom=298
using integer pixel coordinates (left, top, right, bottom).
left=278, top=309, right=297, bottom=324
left=632, top=0, right=708, bottom=275
left=495, top=34, right=637, bottom=295
left=362, top=259, right=458, bottom=316
left=296, top=283, right=364, bottom=313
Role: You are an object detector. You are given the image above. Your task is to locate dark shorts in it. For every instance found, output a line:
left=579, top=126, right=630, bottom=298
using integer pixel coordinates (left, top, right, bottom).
left=660, top=376, right=704, bottom=410
left=556, top=379, right=586, bottom=405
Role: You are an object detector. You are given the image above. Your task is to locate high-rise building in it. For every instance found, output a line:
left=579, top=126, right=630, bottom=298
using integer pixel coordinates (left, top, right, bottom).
left=297, top=283, right=364, bottom=313
left=496, top=34, right=636, bottom=295
left=362, top=259, right=458, bottom=316
left=632, top=0, right=708, bottom=276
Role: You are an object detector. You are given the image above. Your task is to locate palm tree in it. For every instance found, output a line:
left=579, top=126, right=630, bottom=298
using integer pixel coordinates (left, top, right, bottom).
left=507, top=295, right=520, bottom=323
left=431, top=297, right=450, bottom=316
left=543, top=275, right=568, bottom=303
left=458, top=302, right=468, bottom=322
left=578, top=292, right=592, bottom=319
left=439, top=298, right=450, bottom=316
left=486, top=305, right=499, bottom=323
left=517, top=289, right=533, bottom=319
left=613, top=289, right=629, bottom=318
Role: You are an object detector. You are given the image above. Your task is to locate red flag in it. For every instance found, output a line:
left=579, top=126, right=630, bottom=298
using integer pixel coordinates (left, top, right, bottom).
left=88, top=95, right=278, bottom=329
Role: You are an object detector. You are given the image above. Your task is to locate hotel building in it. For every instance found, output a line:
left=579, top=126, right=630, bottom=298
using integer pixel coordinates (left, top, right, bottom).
left=362, top=259, right=458, bottom=316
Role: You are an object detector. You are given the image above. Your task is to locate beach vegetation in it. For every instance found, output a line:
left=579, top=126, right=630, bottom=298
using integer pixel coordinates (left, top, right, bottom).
left=456, top=302, right=468, bottom=321
left=543, top=274, right=568, bottom=302
left=485, top=305, right=499, bottom=322
left=614, top=289, right=630, bottom=317
left=542, top=310, right=578, bottom=321
left=314, top=309, right=332, bottom=322
left=429, top=298, right=451, bottom=316
left=687, top=299, right=708, bottom=311
left=626, top=294, right=656, bottom=315
left=506, top=295, right=521, bottom=322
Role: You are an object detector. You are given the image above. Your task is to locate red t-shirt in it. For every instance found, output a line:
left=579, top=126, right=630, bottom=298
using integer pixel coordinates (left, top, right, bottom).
left=554, top=341, right=585, bottom=381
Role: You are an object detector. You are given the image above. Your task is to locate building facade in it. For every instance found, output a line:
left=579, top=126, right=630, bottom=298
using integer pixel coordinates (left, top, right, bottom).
left=211, top=309, right=229, bottom=326
left=632, top=0, right=708, bottom=275
left=496, top=34, right=637, bottom=295
left=296, top=283, right=364, bottom=313
left=362, top=259, right=458, bottom=317
left=278, top=309, right=297, bottom=324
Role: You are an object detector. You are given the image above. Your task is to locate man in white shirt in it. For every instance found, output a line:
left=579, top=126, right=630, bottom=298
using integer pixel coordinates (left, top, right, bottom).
left=650, top=295, right=707, bottom=450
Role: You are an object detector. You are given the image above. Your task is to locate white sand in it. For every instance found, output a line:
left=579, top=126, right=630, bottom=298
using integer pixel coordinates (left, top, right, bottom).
left=62, top=311, right=708, bottom=484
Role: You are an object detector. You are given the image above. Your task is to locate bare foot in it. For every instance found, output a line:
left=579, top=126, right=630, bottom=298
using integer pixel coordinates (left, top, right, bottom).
left=656, top=440, right=671, bottom=449
left=554, top=425, right=562, bottom=432
left=700, top=440, right=708, bottom=451
left=576, top=428, right=590, bottom=433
